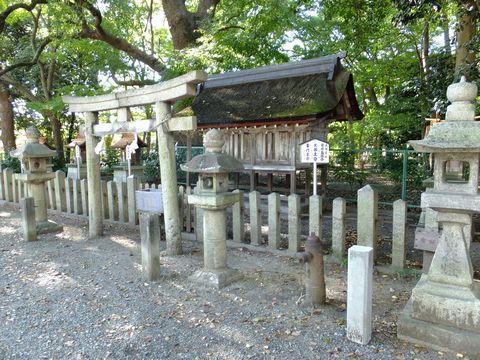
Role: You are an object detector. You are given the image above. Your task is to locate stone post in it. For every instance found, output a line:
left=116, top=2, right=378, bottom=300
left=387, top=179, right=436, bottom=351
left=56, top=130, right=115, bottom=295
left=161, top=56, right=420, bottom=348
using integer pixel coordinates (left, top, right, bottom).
left=392, top=199, right=407, bottom=269
left=0, top=168, right=4, bottom=200
left=249, top=191, right=262, bottom=245
left=73, top=179, right=81, bottom=215
left=140, top=212, right=161, bottom=281
left=21, top=197, right=36, bottom=241
left=288, top=193, right=301, bottom=253
left=232, top=189, right=245, bottom=242
left=185, top=186, right=193, bottom=232
left=332, top=197, right=346, bottom=258
left=347, top=245, right=373, bottom=345
left=309, top=195, right=323, bottom=241
left=85, top=111, right=103, bottom=237
left=357, top=185, right=378, bottom=258
left=4, top=168, right=13, bottom=202
left=12, top=177, right=18, bottom=203
left=54, top=170, right=66, bottom=212
left=47, top=180, right=55, bottom=210
left=80, top=179, right=88, bottom=217
left=194, top=185, right=204, bottom=242
left=268, top=192, right=280, bottom=249
left=65, top=177, right=72, bottom=213
left=107, top=181, right=118, bottom=221
left=156, top=101, right=182, bottom=255
left=117, top=181, right=127, bottom=223
left=127, top=175, right=138, bottom=225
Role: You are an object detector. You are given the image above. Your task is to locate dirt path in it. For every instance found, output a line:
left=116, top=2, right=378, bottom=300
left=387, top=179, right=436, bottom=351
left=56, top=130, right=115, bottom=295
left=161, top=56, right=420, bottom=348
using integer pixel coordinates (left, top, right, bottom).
left=0, top=203, right=463, bottom=359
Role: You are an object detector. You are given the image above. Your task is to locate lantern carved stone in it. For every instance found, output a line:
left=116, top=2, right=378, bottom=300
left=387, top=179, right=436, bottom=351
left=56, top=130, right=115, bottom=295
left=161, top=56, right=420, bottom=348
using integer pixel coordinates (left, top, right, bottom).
left=11, top=126, right=63, bottom=234
left=397, top=77, right=480, bottom=356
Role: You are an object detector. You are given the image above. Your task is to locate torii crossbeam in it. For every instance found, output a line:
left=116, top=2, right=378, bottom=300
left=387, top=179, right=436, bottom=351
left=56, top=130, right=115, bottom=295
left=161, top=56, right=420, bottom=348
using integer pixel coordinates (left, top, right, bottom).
left=63, top=71, right=207, bottom=255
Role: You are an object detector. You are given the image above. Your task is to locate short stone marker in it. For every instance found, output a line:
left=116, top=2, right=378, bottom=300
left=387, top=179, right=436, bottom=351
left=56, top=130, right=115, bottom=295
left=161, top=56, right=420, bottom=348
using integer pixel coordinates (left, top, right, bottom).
left=332, top=197, right=346, bottom=258
left=392, top=199, right=407, bottom=269
left=139, top=212, right=161, bottom=281
left=357, top=185, right=378, bottom=258
left=21, top=197, right=37, bottom=241
left=288, top=193, right=301, bottom=252
left=347, top=245, right=373, bottom=345
left=268, top=192, right=280, bottom=249
left=249, top=191, right=262, bottom=245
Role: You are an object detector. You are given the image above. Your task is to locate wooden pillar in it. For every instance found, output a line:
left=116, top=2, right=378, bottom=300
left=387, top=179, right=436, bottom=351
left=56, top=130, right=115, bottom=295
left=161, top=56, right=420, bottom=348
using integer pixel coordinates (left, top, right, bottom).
left=250, top=170, right=255, bottom=191
left=85, top=111, right=103, bottom=238
left=267, top=173, right=273, bottom=193
left=156, top=101, right=182, bottom=256
left=290, top=171, right=296, bottom=195
left=320, top=165, right=328, bottom=196
left=305, top=169, right=311, bottom=196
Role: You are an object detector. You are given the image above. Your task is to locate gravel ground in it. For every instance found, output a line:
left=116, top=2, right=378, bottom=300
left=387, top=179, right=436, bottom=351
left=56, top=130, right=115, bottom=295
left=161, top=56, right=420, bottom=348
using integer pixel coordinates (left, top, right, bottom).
left=0, top=202, right=470, bottom=360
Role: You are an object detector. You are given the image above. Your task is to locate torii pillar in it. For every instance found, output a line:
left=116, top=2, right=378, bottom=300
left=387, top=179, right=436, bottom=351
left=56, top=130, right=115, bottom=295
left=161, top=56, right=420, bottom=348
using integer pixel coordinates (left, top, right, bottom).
left=156, top=102, right=182, bottom=255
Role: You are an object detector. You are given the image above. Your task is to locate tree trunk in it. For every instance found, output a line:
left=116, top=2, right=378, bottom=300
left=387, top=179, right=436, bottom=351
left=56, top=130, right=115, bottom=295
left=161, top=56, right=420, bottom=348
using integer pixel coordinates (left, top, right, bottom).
left=366, top=86, right=379, bottom=107
left=0, top=85, right=16, bottom=151
left=421, top=20, right=429, bottom=75
left=455, top=2, right=477, bottom=78
left=442, top=16, right=451, bottom=54
left=47, top=113, right=65, bottom=164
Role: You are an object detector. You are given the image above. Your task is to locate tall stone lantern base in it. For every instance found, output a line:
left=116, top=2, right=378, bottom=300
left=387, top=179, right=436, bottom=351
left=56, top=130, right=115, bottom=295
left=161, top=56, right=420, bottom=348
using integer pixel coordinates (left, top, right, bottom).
left=188, top=198, right=243, bottom=289
left=398, top=211, right=480, bottom=356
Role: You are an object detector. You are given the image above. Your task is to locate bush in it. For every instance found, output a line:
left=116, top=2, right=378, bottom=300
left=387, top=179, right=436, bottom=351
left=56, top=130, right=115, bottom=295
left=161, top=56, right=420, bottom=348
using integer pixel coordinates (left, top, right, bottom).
left=0, top=153, right=21, bottom=173
left=143, top=151, right=160, bottom=183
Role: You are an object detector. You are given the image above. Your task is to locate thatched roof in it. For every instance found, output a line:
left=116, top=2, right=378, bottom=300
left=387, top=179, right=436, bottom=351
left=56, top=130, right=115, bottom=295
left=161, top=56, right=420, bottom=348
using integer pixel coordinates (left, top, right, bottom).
left=111, top=133, right=148, bottom=149
left=66, top=133, right=86, bottom=148
left=192, top=52, right=363, bottom=127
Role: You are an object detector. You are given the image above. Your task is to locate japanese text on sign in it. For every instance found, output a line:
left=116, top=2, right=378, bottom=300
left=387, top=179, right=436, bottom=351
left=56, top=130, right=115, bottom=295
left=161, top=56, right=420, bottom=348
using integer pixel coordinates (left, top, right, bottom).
left=300, top=139, right=329, bottom=164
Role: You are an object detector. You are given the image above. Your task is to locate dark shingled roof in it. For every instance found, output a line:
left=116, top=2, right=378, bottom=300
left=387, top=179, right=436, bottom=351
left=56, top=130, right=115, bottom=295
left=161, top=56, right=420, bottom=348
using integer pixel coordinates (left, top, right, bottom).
left=192, top=52, right=363, bottom=126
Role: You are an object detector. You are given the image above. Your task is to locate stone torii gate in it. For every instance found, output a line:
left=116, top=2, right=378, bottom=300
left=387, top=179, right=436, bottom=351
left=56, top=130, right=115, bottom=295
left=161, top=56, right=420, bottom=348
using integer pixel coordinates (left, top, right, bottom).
left=63, top=71, right=207, bottom=255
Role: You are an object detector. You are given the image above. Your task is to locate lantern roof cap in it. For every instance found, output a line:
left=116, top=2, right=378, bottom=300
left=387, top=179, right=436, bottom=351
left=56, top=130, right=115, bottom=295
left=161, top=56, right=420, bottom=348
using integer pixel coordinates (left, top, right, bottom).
left=10, top=126, right=56, bottom=159
left=181, top=129, right=243, bottom=173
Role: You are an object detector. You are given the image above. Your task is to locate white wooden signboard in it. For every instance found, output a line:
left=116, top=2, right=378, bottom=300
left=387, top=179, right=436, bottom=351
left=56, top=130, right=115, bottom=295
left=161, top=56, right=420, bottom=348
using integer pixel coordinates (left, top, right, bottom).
left=75, top=144, right=81, bottom=179
left=300, top=139, right=329, bottom=195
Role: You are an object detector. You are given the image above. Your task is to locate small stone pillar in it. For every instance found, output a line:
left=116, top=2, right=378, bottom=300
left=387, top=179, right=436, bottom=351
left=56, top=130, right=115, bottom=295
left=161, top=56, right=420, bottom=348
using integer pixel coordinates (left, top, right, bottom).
left=182, top=129, right=244, bottom=288
left=21, top=197, right=37, bottom=241
left=357, top=185, right=378, bottom=258
left=139, top=212, right=161, bottom=281
left=398, top=77, right=480, bottom=356
left=11, top=126, right=62, bottom=234
left=347, top=245, right=373, bottom=345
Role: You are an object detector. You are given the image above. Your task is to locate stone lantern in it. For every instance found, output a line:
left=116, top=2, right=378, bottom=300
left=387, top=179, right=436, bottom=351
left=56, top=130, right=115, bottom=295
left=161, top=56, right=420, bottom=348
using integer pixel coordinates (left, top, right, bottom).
left=11, top=126, right=63, bottom=234
left=181, top=129, right=244, bottom=288
left=398, top=77, right=480, bottom=355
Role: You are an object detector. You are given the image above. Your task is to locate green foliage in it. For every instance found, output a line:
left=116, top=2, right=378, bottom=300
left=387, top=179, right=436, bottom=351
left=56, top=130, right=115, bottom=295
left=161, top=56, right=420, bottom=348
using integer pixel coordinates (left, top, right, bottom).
left=0, top=153, right=21, bottom=173
left=100, top=149, right=121, bottom=176
left=330, top=148, right=368, bottom=189
left=143, top=151, right=160, bottom=183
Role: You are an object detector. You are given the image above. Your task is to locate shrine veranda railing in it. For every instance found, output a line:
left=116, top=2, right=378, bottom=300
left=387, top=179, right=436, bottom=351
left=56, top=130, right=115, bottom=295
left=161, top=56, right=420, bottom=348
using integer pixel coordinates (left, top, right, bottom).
left=0, top=167, right=414, bottom=270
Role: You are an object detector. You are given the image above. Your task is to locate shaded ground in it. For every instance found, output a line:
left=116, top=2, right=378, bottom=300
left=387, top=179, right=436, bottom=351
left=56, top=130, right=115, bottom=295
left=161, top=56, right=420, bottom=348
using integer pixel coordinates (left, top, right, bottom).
left=0, top=202, right=471, bottom=359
